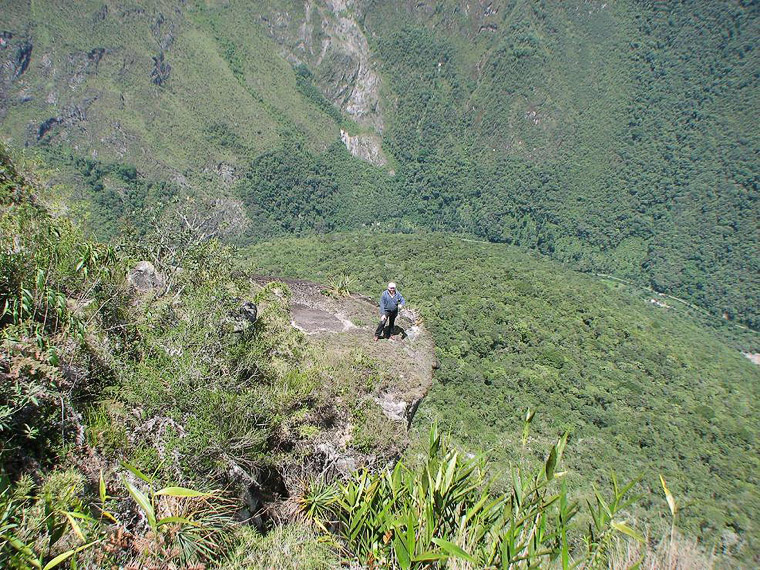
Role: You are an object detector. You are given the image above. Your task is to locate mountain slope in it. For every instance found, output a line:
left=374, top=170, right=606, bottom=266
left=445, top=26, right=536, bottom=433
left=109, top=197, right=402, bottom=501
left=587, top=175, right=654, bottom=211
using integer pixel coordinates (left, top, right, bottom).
left=0, top=0, right=338, bottom=180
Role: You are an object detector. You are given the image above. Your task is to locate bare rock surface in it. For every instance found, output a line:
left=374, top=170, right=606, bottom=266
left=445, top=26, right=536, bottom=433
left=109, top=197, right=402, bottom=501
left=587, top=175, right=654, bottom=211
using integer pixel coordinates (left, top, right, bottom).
left=340, top=128, right=387, bottom=166
left=264, top=0, right=385, bottom=135
left=127, top=261, right=164, bottom=293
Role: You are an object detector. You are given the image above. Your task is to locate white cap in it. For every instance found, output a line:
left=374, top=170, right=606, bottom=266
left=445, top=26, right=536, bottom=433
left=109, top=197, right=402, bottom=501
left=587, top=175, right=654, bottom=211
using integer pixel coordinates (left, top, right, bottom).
left=388, top=282, right=396, bottom=289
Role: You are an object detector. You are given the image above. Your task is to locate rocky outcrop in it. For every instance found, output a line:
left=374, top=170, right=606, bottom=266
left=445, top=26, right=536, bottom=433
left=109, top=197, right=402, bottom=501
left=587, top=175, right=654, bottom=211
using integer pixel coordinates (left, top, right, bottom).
left=264, top=1, right=384, bottom=135
left=13, top=41, right=32, bottom=79
left=340, top=129, right=387, bottom=167
left=315, top=1, right=383, bottom=131
left=37, top=117, right=61, bottom=140
left=127, top=261, right=165, bottom=293
left=255, top=275, right=436, bottom=439
left=150, top=52, right=171, bottom=85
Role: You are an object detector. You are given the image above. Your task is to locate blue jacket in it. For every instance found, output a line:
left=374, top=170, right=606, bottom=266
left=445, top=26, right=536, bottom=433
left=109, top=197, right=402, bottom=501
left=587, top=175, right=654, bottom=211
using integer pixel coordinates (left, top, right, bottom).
left=379, top=289, right=405, bottom=314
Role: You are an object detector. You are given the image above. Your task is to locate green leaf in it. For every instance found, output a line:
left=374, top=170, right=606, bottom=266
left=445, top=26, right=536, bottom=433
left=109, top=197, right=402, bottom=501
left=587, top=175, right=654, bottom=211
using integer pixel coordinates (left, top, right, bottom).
left=99, top=471, right=107, bottom=504
left=42, top=550, right=76, bottom=570
left=63, top=512, right=86, bottom=543
left=157, top=515, right=196, bottom=527
left=556, top=432, right=569, bottom=466
left=121, top=462, right=151, bottom=483
left=3, top=534, right=42, bottom=568
left=463, top=494, right=489, bottom=526
left=393, top=534, right=412, bottom=570
left=123, top=479, right=156, bottom=530
left=412, top=550, right=446, bottom=562
left=41, top=540, right=99, bottom=570
left=593, top=488, right=612, bottom=520
left=154, top=486, right=211, bottom=498
left=545, top=445, right=557, bottom=482
left=432, top=537, right=477, bottom=564
left=611, top=520, right=645, bottom=543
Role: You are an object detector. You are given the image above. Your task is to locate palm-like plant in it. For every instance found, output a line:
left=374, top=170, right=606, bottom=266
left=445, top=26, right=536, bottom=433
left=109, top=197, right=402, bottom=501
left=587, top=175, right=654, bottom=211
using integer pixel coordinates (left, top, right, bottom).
left=301, top=426, right=642, bottom=568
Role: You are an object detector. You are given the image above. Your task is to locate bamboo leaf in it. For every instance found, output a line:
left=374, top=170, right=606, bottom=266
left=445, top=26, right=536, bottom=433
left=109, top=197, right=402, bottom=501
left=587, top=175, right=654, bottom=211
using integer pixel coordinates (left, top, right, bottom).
left=393, top=534, right=412, bottom=570
left=463, top=494, right=489, bottom=526
left=157, top=515, right=197, bottom=527
left=412, top=550, right=446, bottom=562
left=62, top=512, right=86, bottom=543
left=122, top=479, right=156, bottom=530
left=556, top=432, right=569, bottom=464
left=154, top=486, right=211, bottom=498
left=42, top=550, right=76, bottom=570
left=432, top=538, right=477, bottom=564
left=99, top=471, right=107, bottom=504
left=121, top=462, right=151, bottom=483
left=3, top=534, right=42, bottom=568
left=611, top=520, right=645, bottom=543
left=545, top=445, right=557, bottom=482
left=593, top=488, right=612, bottom=520
left=41, top=540, right=99, bottom=570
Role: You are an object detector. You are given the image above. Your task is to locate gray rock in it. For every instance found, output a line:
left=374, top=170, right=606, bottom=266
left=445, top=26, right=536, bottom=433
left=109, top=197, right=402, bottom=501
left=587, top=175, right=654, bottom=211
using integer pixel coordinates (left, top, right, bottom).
left=232, top=301, right=258, bottom=333
left=151, top=51, right=171, bottom=85
left=239, top=301, right=258, bottom=323
left=127, top=261, right=165, bottom=293
left=377, top=392, right=425, bottom=428
left=377, top=392, right=408, bottom=423
left=13, top=41, right=32, bottom=78
left=316, top=442, right=357, bottom=475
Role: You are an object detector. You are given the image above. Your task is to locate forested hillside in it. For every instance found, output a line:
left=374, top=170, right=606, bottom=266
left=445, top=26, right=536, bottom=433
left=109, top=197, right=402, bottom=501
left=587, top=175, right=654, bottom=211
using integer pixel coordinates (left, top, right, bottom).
left=247, top=232, right=760, bottom=563
left=0, top=0, right=757, bottom=328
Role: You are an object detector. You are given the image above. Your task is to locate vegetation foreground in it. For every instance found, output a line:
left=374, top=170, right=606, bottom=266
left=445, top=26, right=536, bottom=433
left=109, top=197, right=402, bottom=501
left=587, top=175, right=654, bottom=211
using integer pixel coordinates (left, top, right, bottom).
left=2, top=146, right=750, bottom=568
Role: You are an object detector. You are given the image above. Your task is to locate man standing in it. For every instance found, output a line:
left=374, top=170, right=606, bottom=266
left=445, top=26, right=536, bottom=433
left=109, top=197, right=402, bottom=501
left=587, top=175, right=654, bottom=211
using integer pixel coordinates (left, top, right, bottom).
left=374, top=282, right=405, bottom=340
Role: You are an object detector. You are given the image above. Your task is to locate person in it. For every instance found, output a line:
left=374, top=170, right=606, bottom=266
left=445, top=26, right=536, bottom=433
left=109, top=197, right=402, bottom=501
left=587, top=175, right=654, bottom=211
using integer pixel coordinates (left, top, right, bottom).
left=374, top=282, right=405, bottom=340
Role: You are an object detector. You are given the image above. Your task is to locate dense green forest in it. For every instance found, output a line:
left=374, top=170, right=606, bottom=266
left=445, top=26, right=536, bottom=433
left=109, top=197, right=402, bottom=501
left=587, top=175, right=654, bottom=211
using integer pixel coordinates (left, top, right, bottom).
left=1, top=0, right=757, bottom=328
left=246, top=232, right=760, bottom=562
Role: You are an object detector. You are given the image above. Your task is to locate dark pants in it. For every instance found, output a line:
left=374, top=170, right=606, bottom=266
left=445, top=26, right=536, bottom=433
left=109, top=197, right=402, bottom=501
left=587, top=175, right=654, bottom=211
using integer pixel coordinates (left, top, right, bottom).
left=375, top=309, right=398, bottom=339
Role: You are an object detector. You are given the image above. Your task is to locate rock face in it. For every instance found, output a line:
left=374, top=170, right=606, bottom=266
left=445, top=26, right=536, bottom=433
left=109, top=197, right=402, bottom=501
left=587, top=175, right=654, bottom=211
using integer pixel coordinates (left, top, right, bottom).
left=253, top=275, right=437, bottom=472
left=127, top=261, right=165, bottom=293
left=316, top=0, right=383, bottom=132
left=13, top=41, right=32, bottom=78
left=150, top=51, right=171, bottom=85
left=340, top=129, right=387, bottom=167
left=263, top=0, right=387, bottom=165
